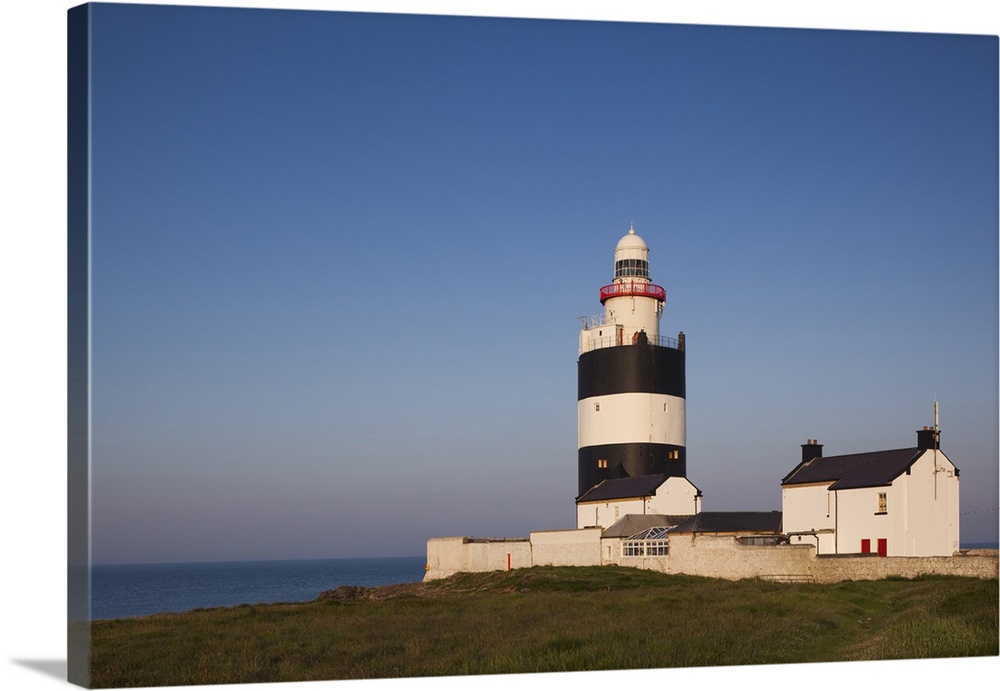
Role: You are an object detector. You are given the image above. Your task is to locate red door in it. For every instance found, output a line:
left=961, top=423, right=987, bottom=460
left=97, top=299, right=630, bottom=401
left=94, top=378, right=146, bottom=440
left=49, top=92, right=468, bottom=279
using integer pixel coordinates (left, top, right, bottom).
left=877, top=538, right=887, bottom=557
left=861, top=539, right=871, bottom=554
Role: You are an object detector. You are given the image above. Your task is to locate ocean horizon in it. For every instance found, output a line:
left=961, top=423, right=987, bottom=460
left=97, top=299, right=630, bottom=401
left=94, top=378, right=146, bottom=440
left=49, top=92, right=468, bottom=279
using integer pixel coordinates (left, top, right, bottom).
left=962, top=541, right=999, bottom=550
left=91, top=555, right=427, bottom=620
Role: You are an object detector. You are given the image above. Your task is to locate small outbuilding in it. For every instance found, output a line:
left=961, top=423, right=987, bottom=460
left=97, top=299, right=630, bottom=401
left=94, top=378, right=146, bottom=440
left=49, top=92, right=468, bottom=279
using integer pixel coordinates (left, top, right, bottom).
left=781, top=427, right=959, bottom=557
left=576, top=473, right=702, bottom=529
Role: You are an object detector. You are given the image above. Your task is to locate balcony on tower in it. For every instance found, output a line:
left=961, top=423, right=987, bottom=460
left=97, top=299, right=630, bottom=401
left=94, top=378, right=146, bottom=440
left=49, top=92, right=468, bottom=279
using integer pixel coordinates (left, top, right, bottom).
left=579, top=311, right=683, bottom=354
left=599, top=281, right=666, bottom=304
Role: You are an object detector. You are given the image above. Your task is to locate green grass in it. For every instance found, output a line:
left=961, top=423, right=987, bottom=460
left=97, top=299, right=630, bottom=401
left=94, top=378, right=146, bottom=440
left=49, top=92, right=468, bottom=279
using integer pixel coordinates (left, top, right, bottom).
left=89, top=567, right=999, bottom=688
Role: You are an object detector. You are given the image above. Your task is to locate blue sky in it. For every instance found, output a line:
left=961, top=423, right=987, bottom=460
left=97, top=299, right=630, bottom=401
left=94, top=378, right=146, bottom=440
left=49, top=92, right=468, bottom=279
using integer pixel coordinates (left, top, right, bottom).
left=78, top=3, right=999, bottom=564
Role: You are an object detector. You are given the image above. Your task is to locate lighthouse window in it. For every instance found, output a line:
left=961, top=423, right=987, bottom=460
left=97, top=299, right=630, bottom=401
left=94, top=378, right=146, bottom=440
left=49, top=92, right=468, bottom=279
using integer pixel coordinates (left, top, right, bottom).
left=595, top=402, right=600, bottom=412
left=614, top=258, right=649, bottom=279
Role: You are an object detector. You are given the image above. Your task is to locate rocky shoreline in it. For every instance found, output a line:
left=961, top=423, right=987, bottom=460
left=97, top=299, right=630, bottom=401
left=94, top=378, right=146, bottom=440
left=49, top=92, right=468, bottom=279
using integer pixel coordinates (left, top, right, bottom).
left=316, top=581, right=429, bottom=601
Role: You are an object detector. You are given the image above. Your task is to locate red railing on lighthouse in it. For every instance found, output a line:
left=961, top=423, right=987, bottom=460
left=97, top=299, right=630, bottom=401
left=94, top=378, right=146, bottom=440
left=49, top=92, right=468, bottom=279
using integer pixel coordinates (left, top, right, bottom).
left=599, top=282, right=666, bottom=304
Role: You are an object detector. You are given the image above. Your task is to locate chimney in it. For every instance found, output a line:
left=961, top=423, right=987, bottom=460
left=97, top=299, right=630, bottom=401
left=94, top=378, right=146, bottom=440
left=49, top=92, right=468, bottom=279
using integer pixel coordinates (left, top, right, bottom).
left=801, top=439, right=823, bottom=463
left=917, top=426, right=940, bottom=450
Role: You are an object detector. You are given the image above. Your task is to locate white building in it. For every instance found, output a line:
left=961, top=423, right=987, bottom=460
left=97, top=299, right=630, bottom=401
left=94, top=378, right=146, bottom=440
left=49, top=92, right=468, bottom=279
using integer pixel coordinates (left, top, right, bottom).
left=576, top=474, right=701, bottom=530
left=781, top=427, right=960, bottom=557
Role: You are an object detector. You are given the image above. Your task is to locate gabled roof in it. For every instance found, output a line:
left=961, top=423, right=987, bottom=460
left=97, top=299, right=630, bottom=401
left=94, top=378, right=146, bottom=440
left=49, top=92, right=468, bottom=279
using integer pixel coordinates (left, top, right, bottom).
left=670, top=511, right=783, bottom=534
left=601, top=513, right=693, bottom=538
left=576, top=474, right=667, bottom=503
left=781, top=447, right=926, bottom=490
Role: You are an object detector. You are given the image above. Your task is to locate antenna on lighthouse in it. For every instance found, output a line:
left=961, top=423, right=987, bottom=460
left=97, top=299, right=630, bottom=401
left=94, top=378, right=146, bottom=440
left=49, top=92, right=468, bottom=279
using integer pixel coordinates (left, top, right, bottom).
left=934, top=399, right=939, bottom=433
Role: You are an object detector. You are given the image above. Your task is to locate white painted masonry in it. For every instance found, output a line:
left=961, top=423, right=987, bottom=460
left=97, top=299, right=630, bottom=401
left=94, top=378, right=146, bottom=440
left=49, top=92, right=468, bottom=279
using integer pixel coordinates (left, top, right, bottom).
left=577, top=393, right=686, bottom=447
left=576, top=476, right=700, bottom=529
left=783, top=448, right=960, bottom=557
left=424, top=530, right=996, bottom=583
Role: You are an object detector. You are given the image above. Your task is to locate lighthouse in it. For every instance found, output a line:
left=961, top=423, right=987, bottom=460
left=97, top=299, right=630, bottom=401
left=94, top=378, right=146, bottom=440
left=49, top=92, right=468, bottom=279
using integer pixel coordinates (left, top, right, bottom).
left=577, top=225, right=687, bottom=497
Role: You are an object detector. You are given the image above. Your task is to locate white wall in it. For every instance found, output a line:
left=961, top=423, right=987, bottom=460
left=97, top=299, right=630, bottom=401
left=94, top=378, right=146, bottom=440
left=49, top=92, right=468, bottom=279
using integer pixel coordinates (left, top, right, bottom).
left=783, top=450, right=961, bottom=557
left=577, top=393, right=685, bottom=447
left=604, top=293, right=661, bottom=342
left=668, top=535, right=816, bottom=580
left=424, top=537, right=532, bottom=580
left=782, top=482, right=837, bottom=554
left=530, top=528, right=602, bottom=566
left=576, top=477, right=700, bottom=529
left=576, top=496, right=646, bottom=529
left=425, top=534, right=995, bottom=583
left=836, top=486, right=891, bottom=554
left=648, top=476, right=701, bottom=516
left=903, top=449, right=960, bottom=555
left=836, top=450, right=959, bottom=557
left=424, top=530, right=602, bottom=580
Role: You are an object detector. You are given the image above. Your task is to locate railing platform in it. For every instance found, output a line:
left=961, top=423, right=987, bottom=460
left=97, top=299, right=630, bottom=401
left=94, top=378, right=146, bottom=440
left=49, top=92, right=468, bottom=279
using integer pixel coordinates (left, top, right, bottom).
left=600, top=282, right=666, bottom=304
left=580, top=333, right=681, bottom=353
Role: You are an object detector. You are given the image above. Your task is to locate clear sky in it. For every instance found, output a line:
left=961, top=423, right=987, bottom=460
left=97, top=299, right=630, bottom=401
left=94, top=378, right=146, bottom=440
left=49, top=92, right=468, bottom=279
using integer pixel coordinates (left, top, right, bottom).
left=76, top=2, right=999, bottom=565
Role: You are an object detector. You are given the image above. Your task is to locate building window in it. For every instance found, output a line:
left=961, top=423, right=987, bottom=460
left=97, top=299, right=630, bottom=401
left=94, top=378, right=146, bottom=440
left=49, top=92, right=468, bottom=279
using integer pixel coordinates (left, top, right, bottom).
left=621, top=528, right=671, bottom=557
left=737, top=536, right=786, bottom=546
left=622, top=540, right=669, bottom=557
left=597, top=459, right=608, bottom=469
left=595, top=402, right=600, bottom=412
left=876, top=492, right=887, bottom=514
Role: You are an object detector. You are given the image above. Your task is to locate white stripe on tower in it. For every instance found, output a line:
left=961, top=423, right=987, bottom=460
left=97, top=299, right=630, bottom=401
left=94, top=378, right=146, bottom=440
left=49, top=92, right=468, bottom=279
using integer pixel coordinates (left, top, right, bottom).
left=577, top=393, right=686, bottom=448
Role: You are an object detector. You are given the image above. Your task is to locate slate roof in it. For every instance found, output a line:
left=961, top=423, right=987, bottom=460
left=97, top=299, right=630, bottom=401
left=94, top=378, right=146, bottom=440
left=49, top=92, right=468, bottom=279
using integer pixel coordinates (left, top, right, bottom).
left=781, top=447, right=925, bottom=490
left=670, top=511, right=783, bottom=534
left=576, top=474, right=667, bottom=503
left=601, top=513, right=693, bottom=538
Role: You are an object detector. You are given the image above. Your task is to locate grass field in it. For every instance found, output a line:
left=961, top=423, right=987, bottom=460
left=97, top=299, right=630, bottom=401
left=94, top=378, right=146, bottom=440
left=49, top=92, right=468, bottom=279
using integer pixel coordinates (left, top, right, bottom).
left=89, top=567, right=999, bottom=688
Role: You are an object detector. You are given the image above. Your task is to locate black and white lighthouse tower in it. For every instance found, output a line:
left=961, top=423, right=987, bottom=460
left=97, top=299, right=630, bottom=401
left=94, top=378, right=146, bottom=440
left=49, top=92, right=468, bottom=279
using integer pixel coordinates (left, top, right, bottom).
left=577, top=225, right=687, bottom=497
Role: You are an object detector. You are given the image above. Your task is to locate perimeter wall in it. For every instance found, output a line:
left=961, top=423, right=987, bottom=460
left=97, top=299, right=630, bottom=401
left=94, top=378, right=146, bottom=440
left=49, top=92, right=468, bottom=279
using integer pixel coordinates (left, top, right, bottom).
left=810, top=550, right=998, bottom=583
left=666, top=534, right=816, bottom=579
left=424, top=530, right=998, bottom=583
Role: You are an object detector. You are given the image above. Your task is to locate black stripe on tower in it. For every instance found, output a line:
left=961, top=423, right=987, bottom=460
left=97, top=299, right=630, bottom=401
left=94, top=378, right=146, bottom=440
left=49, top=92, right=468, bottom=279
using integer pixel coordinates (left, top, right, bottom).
left=577, top=341, right=686, bottom=497
left=578, top=342, right=685, bottom=399
left=577, top=444, right=686, bottom=498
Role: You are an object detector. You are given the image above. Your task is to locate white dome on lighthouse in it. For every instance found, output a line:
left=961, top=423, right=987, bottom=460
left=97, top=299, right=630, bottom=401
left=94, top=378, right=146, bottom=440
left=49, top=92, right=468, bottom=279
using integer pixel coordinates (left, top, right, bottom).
left=615, top=225, right=648, bottom=252
left=613, top=224, right=650, bottom=277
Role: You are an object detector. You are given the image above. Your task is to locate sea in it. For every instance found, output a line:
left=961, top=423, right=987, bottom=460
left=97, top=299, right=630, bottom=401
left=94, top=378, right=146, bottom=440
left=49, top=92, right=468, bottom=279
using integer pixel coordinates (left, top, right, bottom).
left=91, top=556, right=427, bottom=620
